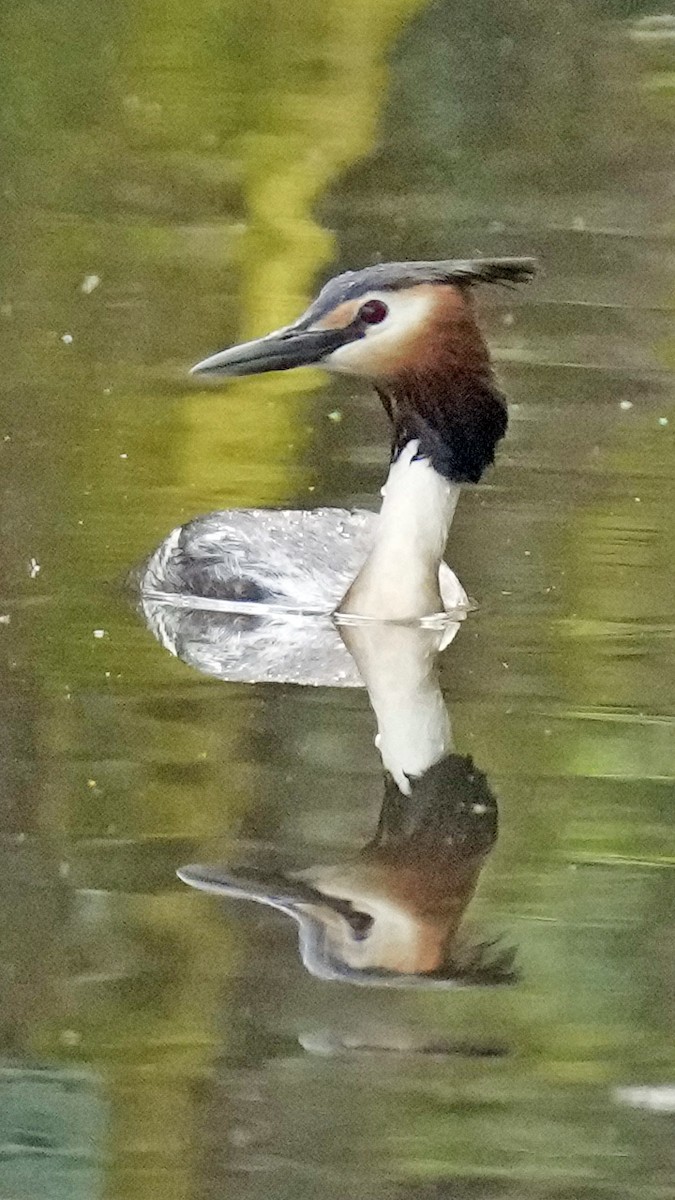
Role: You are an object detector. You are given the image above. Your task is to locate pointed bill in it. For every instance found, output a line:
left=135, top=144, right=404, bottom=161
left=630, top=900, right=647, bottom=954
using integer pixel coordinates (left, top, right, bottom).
left=190, top=324, right=352, bottom=378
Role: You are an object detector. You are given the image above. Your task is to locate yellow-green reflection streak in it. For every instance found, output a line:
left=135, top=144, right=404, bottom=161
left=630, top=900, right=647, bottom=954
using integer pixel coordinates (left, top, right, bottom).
left=65, top=5, right=426, bottom=1200
left=181, top=0, right=427, bottom=498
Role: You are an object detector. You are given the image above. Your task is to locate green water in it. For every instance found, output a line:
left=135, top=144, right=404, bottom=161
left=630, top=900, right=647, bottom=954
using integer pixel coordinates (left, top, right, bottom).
left=0, top=1, right=674, bottom=1197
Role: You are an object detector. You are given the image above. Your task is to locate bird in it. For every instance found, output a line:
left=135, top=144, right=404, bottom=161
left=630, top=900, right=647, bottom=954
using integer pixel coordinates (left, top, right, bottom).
left=139, top=256, right=536, bottom=632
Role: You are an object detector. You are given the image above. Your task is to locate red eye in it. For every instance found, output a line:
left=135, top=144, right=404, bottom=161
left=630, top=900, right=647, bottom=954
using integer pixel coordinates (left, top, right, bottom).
left=358, top=299, right=389, bottom=325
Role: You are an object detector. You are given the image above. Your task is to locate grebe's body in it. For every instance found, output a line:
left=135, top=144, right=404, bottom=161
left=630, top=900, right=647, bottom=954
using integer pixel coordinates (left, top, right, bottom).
left=142, top=507, right=385, bottom=612
left=139, top=494, right=465, bottom=686
left=139, top=256, right=535, bottom=647
left=141, top=449, right=467, bottom=615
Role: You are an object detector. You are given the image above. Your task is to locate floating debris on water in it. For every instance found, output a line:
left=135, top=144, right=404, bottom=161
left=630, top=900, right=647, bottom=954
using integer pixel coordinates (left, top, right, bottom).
left=61, top=332, right=73, bottom=345
left=299, top=1028, right=508, bottom=1058
left=328, top=410, right=342, bottom=423
left=59, top=1029, right=81, bottom=1048
left=80, top=274, right=101, bottom=295
left=614, top=1085, right=675, bottom=1113
left=93, top=628, right=107, bottom=639
left=619, top=400, right=633, bottom=411
left=28, top=557, right=40, bottom=578
left=658, top=416, right=668, bottom=426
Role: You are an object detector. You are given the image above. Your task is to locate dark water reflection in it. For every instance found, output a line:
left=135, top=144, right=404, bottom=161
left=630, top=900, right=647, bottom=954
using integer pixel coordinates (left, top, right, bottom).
left=0, top=0, right=674, bottom=1197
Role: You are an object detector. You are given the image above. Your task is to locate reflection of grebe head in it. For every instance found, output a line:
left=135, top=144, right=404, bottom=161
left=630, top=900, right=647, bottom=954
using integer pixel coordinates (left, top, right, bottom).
left=178, top=753, right=517, bottom=989
left=191, top=258, right=536, bottom=485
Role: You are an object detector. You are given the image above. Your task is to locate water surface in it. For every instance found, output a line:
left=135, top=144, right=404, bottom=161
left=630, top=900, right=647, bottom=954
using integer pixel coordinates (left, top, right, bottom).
left=0, top=2, right=674, bottom=1198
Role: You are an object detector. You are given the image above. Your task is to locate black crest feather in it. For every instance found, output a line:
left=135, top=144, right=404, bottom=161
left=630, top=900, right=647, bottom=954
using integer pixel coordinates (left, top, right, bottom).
left=305, top=257, right=537, bottom=322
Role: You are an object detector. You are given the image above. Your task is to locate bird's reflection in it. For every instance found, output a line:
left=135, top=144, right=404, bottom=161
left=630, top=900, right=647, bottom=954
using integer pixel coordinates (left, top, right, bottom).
left=180, top=622, right=516, bottom=988
left=138, top=595, right=368, bottom=687
left=137, top=584, right=464, bottom=688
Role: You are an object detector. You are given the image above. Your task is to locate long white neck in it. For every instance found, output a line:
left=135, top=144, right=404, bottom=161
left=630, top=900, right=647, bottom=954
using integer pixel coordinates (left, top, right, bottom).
left=340, top=623, right=454, bottom=793
left=339, top=441, right=460, bottom=619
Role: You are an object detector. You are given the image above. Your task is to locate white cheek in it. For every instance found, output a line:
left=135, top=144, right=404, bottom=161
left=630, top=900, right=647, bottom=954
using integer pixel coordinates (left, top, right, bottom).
left=322, top=337, right=373, bottom=374
left=320, top=290, right=434, bottom=377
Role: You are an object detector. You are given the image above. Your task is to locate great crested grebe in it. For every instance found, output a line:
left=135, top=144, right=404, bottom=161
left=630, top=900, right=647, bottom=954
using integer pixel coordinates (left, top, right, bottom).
left=179, top=623, right=516, bottom=987
left=141, top=257, right=536, bottom=623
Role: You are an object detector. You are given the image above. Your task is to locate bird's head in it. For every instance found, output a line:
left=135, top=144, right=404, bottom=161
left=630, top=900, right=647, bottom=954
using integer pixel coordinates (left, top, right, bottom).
left=192, top=257, right=536, bottom=381
left=192, top=257, right=537, bottom=483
